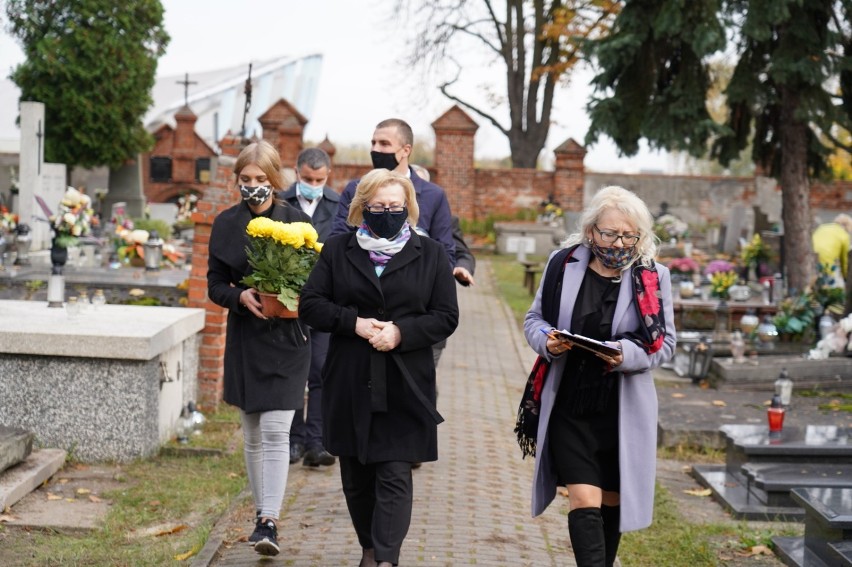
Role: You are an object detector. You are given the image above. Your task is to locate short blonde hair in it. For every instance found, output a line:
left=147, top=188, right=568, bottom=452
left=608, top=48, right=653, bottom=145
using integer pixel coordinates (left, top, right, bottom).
left=564, top=185, right=659, bottom=268
left=835, top=214, right=852, bottom=234
left=234, top=140, right=285, bottom=189
left=347, top=169, right=420, bottom=228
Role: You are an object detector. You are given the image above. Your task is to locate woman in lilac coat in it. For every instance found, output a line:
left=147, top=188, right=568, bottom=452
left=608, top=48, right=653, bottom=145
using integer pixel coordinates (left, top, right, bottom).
left=523, top=186, right=676, bottom=567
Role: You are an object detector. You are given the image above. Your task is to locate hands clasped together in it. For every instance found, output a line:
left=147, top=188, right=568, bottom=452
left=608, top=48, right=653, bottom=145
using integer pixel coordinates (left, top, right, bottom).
left=357, top=317, right=401, bottom=352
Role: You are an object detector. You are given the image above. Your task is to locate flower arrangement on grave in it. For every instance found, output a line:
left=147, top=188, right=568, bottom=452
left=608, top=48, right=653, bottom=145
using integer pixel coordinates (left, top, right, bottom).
left=667, top=257, right=701, bottom=276
left=51, top=186, right=94, bottom=248
left=240, top=218, right=322, bottom=311
left=808, top=312, right=852, bottom=359
left=116, top=229, right=150, bottom=263
left=0, top=206, right=18, bottom=233
left=653, top=213, right=689, bottom=242
left=704, top=259, right=737, bottom=299
left=773, top=292, right=818, bottom=342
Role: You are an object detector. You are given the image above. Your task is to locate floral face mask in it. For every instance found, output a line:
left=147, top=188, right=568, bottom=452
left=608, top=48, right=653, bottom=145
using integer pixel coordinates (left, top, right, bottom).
left=589, top=239, right=636, bottom=270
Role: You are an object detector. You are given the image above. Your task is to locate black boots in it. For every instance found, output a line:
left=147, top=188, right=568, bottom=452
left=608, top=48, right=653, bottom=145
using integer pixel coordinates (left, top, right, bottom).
left=568, top=506, right=621, bottom=567
left=601, top=504, right=622, bottom=567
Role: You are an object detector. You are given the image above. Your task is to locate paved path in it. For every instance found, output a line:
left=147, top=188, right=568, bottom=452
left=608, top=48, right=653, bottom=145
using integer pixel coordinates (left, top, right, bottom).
left=205, top=259, right=574, bottom=566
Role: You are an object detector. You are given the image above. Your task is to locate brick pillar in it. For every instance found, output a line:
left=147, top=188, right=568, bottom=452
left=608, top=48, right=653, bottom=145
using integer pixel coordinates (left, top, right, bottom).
left=173, top=106, right=198, bottom=183
left=553, top=138, right=587, bottom=213
left=188, top=131, right=245, bottom=410
left=318, top=136, right=338, bottom=188
left=432, top=105, right=478, bottom=220
left=258, top=98, right=307, bottom=167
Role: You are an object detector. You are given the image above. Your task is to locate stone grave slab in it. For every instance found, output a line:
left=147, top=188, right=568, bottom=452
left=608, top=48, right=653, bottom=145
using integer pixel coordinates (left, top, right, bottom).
left=774, top=487, right=852, bottom=567
left=0, top=426, right=33, bottom=473
left=0, top=448, right=65, bottom=511
left=692, top=424, right=852, bottom=520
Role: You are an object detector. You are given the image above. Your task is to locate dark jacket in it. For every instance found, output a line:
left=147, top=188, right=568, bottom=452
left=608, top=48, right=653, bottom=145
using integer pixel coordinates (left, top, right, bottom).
left=330, top=167, right=456, bottom=265
left=277, top=185, right=340, bottom=242
left=299, top=230, right=459, bottom=463
left=452, top=215, right=475, bottom=285
left=207, top=201, right=312, bottom=413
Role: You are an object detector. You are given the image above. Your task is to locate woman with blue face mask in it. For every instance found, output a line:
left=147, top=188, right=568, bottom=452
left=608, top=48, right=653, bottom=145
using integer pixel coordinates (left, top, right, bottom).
left=521, top=185, right=676, bottom=567
left=207, top=140, right=312, bottom=557
left=299, top=169, right=459, bottom=567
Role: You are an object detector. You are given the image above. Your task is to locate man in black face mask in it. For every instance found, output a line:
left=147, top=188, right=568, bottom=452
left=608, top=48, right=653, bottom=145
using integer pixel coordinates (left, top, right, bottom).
left=330, top=118, right=456, bottom=266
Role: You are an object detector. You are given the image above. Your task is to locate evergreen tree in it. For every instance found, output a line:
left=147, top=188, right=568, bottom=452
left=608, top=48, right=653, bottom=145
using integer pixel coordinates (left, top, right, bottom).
left=584, top=0, right=852, bottom=293
left=6, top=0, right=169, bottom=171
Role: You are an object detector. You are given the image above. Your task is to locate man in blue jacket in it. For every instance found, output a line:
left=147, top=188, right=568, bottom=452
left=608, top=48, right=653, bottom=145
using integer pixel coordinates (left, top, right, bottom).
left=279, top=147, right=339, bottom=468
left=330, top=118, right=456, bottom=267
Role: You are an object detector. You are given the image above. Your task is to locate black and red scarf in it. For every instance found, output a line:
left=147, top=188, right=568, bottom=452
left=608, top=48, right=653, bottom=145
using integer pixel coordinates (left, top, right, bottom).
left=514, top=246, right=666, bottom=459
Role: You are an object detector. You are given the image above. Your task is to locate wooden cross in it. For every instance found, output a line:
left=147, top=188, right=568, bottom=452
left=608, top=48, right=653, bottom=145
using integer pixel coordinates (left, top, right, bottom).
left=36, top=119, right=43, bottom=175
left=176, top=72, right=198, bottom=107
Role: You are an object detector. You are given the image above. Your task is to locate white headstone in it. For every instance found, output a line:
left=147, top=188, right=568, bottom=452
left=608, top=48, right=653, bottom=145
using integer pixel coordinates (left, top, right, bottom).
left=18, top=101, right=44, bottom=249
left=38, top=163, right=68, bottom=249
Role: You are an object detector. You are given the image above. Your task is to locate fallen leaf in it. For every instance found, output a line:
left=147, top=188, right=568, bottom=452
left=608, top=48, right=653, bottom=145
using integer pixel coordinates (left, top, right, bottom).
left=0, top=513, right=18, bottom=522
left=46, top=493, right=63, bottom=501
left=712, top=400, right=727, bottom=407
left=155, top=524, right=188, bottom=537
left=57, top=478, right=69, bottom=484
left=129, top=288, right=146, bottom=297
left=148, top=500, right=161, bottom=507
left=235, top=535, right=249, bottom=543
left=88, top=494, right=103, bottom=503
left=557, top=486, right=570, bottom=497
left=174, top=544, right=200, bottom=561
left=671, top=393, right=686, bottom=398
left=227, top=472, right=239, bottom=479
left=65, top=498, right=75, bottom=502
left=76, top=488, right=91, bottom=495
left=746, top=544, right=773, bottom=556
left=683, top=488, right=712, bottom=497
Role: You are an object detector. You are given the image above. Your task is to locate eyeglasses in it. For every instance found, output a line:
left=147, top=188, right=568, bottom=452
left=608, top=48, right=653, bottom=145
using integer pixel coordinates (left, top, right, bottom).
left=593, top=225, right=640, bottom=246
left=364, top=204, right=406, bottom=214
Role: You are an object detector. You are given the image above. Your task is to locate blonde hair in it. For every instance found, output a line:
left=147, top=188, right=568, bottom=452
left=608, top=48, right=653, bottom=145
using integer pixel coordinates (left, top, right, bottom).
left=347, top=169, right=420, bottom=228
left=835, top=214, right=852, bottom=234
left=234, top=140, right=285, bottom=189
left=563, top=185, right=659, bottom=269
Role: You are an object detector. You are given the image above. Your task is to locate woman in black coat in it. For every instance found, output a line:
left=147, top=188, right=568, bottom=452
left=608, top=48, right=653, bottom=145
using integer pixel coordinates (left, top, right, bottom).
left=207, top=140, right=311, bottom=557
left=299, top=168, right=459, bottom=567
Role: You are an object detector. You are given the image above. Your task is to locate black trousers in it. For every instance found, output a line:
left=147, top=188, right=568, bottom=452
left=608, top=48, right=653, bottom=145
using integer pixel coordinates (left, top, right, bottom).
left=339, top=457, right=413, bottom=565
left=290, top=329, right=329, bottom=449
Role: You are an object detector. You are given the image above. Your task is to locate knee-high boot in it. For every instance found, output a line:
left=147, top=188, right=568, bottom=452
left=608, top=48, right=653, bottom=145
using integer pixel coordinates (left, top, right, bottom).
left=600, top=505, right=621, bottom=567
left=568, top=507, right=606, bottom=567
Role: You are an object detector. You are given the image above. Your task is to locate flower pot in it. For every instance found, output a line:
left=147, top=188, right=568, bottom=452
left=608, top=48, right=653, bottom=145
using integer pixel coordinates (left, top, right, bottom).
left=258, top=292, right=299, bottom=318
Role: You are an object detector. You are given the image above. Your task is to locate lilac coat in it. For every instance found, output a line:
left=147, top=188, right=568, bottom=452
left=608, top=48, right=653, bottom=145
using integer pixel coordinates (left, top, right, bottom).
left=523, top=245, right=676, bottom=531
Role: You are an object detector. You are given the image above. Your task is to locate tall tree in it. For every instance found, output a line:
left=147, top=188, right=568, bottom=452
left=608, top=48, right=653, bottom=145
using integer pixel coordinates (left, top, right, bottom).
left=6, top=0, right=169, bottom=171
left=584, top=0, right=852, bottom=294
left=401, top=0, right=619, bottom=168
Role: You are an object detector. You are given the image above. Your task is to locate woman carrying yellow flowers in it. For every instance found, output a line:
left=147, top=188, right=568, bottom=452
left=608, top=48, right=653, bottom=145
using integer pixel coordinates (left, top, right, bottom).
left=207, top=140, right=312, bottom=557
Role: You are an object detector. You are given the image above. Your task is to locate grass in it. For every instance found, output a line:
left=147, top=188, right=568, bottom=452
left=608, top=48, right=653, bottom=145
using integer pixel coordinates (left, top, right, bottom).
left=0, top=406, right=245, bottom=566
left=486, top=254, right=797, bottom=566
left=489, top=253, right=548, bottom=326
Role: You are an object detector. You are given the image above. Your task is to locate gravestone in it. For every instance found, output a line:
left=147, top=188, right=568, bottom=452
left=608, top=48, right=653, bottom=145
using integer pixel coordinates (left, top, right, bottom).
left=723, top=205, right=749, bottom=254
left=17, top=102, right=44, bottom=250
left=0, top=426, right=34, bottom=473
left=105, top=159, right=146, bottom=219
left=17, top=101, right=67, bottom=251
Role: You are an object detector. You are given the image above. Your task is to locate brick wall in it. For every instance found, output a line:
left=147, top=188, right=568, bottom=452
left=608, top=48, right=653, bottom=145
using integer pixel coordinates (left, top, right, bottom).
left=187, top=133, right=242, bottom=410
left=142, top=105, right=216, bottom=204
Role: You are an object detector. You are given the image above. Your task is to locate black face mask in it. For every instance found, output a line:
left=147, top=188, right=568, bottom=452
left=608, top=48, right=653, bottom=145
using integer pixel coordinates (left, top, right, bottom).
left=363, top=208, right=408, bottom=240
left=370, top=150, right=400, bottom=171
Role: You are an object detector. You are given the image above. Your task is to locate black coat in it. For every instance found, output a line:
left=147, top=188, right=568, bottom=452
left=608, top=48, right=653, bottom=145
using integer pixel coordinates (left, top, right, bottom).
left=207, top=201, right=312, bottom=413
left=299, top=231, right=459, bottom=464
left=277, top=185, right=340, bottom=242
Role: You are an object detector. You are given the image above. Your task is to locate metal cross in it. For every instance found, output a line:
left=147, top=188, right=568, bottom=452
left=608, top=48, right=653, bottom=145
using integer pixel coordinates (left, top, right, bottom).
left=176, top=72, right=198, bottom=107
left=240, top=63, right=253, bottom=138
left=36, top=119, right=43, bottom=175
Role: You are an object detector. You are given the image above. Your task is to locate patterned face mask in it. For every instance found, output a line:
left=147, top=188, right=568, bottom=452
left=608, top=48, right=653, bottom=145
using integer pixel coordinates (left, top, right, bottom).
left=589, top=239, right=636, bottom=270
left=239, top=185, right=272, bottom=206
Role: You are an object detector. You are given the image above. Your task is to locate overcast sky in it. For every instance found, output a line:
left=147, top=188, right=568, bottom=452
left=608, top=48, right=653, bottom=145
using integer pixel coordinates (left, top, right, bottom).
left=0, top=0, right=671, bottom=173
